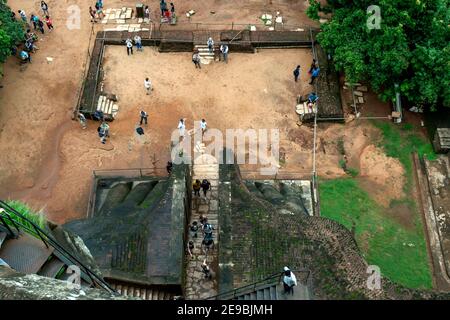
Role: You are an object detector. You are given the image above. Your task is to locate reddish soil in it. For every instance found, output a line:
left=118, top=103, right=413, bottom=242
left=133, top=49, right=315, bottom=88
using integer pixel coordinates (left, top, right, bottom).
left=0, top=0, right=413, bottom=227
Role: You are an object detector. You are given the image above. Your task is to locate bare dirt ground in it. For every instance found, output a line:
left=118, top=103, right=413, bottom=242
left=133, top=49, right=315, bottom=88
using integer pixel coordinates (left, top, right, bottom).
left=0, top=0, right=407, bottom=225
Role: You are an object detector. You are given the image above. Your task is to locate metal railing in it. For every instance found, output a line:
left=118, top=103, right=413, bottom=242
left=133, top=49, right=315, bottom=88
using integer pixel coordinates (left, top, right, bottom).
left=205, top=269, right=312, bottom=300
left=0, top=200, right=117, bottom=294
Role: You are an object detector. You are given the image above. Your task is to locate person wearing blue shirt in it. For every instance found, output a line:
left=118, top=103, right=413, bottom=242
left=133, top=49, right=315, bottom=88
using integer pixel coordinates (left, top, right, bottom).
left=308, top=92, right=318, bottom=103
left=20, top=50, right=31, bottom=63
left=310, top=66, right=320, bottom=85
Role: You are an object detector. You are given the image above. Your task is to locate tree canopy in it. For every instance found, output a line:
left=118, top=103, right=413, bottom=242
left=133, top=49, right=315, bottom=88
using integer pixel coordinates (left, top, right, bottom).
left=307, top=0, right=450, bottom=109
left=0, top=0, right=25, bottom=76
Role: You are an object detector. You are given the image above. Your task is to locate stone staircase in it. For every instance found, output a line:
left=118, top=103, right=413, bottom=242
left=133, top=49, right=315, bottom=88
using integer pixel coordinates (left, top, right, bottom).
left=234, top=281, right=311, bottom=300
left=184, top=154, right=220, bottom=299
left=0, top=225, right=91, bottom=287
left=107, top=280, right=176, bottom=300
left=194, top=45, right=217, bottom=65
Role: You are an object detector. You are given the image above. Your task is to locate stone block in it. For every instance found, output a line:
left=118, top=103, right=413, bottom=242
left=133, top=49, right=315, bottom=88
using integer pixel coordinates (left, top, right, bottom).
left=356, top=86, right=368, bottom=92
left=357, top=97, right=364, bottom=104
left=353, top=91, right=363, bottom=97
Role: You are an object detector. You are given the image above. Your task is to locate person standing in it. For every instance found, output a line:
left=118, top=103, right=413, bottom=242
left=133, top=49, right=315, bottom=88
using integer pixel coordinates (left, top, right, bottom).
left=144, top=78, right=152, bottom=95
left=89, top=7, right=97, bottom=23
left=160, top=0, right=167, bottom=16
left=193, top=179, right=201, bottom=197
left=37, top=19, right=45, bottom=34
left=18, top=10, right=27, bottom=23
left=200, top=119, right=207, bottom=137
left=170, top=2, right=175, bottom=15
left=178, top=118, right=186, bottom=139
left=45, top=16, right=54, bottom=31
left=220, top=44, right=229, bottom=63
left=41, top=1, right=49, bottom=16
left=144, top=6, right=150, bottom=19
left=282, top=267, right=297, bottom=295
left=20, top=50, right=31, bottom=63
left=308, top=59, right=317, bottom=74
left=30, top=14, right=37, bottom=30
left=201, top=179, right=210, bottom=198
left=78, top=113, right=87, bottom=129
left=310, top=66, right=320, bottom=85
left=126, top=38, right=133, bottom=55
left=192, top=51, right=201, bottom=69
left=140, top=110, right=148, bottom=125
left=101, top=122, right=110, bottom=137
left=134, top=35, right=143, bottom=51
left=293, top=65, right=300, bottom=82
left=207, top=37, right=214, bottom=54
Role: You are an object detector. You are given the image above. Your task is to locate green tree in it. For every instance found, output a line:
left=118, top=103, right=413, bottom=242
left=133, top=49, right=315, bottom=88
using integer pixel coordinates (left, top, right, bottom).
left=0, top=0, right=25, bottom=76
left=307, top=0, right=450, bottom=109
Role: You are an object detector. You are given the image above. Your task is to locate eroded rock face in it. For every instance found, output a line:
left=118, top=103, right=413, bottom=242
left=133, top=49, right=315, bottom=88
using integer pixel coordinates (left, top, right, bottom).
left=0, top=266, right=134, bottom=300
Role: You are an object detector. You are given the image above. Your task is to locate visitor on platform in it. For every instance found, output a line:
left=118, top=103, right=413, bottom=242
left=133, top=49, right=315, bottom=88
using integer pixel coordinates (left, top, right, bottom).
left=18, top=10, right=27, bottom=23
left=200, top=119, right=207, bottom=136
left=308, top=92, right=318, bottom=103
left=193, top=179, right=201, bottom=197
left=178, top=118, right=186, bottom=138
left=187, top=240, right=195, bottom=258
left=89, top=7, right=97, bottom=22
left=207, top=37, right=214, bottom=54
left=309, top=66, right=320, bottom=85
left=293, top=65, right=300, bottom=82
left=308, top=59, right=317, bottom=74
left=134, top=35, right=143, bottom=51
left=160, top=0, right=167, bottom=16
left=189, top=221, right=199, bottom=238
left=192, top=51, right=201, bottom=69
left=41, top=1, right=49, bottom=16
left=220, top=44, right=229, bottom=63
left=144, top=77, right=152, bottom=94
left=201, top=179, right=210, bottom=198
left=282, top=266, right=297, bottom=295
left=201, top=259, right=212, bottom=279
left=78, top=113, right=87, bottom=129
left=125, top=37, right=133, bottom=55
left=45, top=16, right=54, bottom=31
left=20, top=50, right=31, bottom=63
left=139, top=110, right=148, bottom=125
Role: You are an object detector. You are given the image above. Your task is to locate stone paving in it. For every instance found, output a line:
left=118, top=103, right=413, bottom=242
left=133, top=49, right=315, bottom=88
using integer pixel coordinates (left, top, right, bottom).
left=185, top=155, right=219, bottom=300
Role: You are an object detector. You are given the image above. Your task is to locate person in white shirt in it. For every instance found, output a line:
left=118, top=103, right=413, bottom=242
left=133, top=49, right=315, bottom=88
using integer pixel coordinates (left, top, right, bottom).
left=207, top=37, right=214, bottom=53
left=178, top=118, right=186, bottom=138
left=126, top=38, right=133, bottom=55
left=144, top=77, right=152, bottom=95
left=200, top=119, right=207, bottom=137
left=220, top=44, right=229, bottom=63
left=134, top=35, right=142, bottom=51
left=282, top=266, right=297, bottom=295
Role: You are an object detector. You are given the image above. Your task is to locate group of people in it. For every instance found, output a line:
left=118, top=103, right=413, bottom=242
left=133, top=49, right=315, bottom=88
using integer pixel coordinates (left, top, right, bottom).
left=89, top=0, right=104, bottom=22
left=14, top=2, right=53, bottom=65
left=293, top=59, right=321, bottom=85
left=159, top=0, right=176, bottom=23
left=192, top=41, right=229, bottom=69
left=125, top=35, right=143, bottom=55
left=177, top=118, right=207, bottom=140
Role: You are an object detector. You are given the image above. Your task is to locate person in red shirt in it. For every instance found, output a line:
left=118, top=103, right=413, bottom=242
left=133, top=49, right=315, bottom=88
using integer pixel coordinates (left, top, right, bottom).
left=45, top=15, right=53, bottom=30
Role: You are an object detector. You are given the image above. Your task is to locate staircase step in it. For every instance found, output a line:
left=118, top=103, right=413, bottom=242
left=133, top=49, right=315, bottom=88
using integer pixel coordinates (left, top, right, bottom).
left=264, top=288, right=270, bottom=300
left=270, top=285, right=277, bottom=300
left=0, top=233, right=54, bottom=274
left=37, top=255, right=66, bottom=278
left=0, top=232, right=7, bottom=248
left=256, top=289, right=263, bottom=300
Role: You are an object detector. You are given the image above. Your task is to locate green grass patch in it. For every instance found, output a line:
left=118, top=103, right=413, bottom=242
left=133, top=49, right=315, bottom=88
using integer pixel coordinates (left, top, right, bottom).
left=319, top=178, right=432, bottom=290
left=2, top=200, right=46, bottom=230
left=372, top=121, right=437, bottom=191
